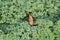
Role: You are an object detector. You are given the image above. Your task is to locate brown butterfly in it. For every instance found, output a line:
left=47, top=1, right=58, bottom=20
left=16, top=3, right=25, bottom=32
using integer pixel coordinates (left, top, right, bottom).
left=26, top=12, right=34, bottom=26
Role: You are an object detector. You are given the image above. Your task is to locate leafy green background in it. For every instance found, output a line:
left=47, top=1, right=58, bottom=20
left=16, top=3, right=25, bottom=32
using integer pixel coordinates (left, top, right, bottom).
left=0, top=0, right=60, bottom=40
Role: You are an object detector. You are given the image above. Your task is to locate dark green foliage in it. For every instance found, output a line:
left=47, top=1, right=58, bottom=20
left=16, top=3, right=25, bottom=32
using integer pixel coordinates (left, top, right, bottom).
left=0, top=0, right=60, bottom=40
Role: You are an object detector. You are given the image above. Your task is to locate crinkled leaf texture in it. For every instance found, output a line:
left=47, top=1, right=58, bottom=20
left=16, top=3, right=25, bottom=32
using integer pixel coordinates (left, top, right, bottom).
left=0, top=0, right=60, bottom=40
